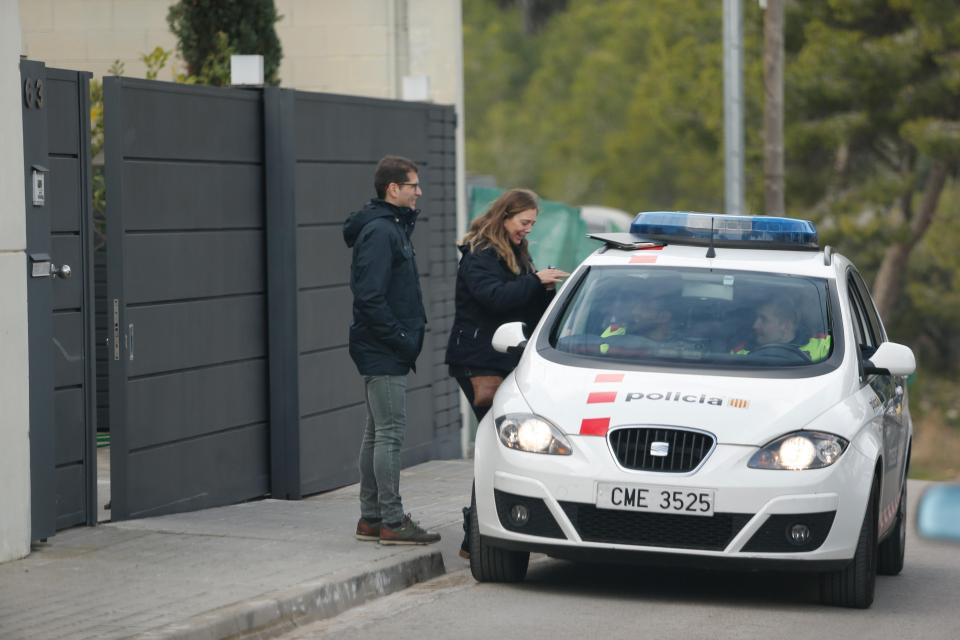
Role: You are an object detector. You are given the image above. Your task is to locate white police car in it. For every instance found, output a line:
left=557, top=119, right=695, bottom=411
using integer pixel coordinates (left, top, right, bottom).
left=469, top=211, right=915, bottom=609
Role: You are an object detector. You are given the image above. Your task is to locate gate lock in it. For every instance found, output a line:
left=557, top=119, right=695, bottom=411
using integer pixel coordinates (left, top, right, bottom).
left=29, top=253, right=72, bottom=279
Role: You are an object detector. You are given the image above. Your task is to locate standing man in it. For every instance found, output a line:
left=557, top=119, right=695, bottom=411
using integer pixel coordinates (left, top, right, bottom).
left=343, top=155, right=440, bottom=545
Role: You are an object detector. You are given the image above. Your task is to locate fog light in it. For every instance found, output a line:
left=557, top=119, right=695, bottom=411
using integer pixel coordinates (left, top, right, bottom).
left=509, top=504, right=530, bottom=527
left=789, top=523, right=811, bottom=545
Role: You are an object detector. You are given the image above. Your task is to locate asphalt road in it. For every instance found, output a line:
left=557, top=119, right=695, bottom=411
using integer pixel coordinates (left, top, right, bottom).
left=280, top=480, right=960, bottom=640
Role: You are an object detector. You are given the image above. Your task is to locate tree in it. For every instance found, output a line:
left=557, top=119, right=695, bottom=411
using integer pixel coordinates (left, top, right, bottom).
left=898, top=183, right=960, bottom=370
left=465, top=0, right=958, bottom=338
left=498, top=0, right=569, bottom=34
left=785, top=0, right=960, bottom=319
left=167, top=0, right=283, bottom=86
left=763, top=0, right=785, bottom=215
left=465, top=0, right=765, bottom=211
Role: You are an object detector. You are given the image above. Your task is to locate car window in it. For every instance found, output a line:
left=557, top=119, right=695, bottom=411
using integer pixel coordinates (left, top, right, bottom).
left=850, top=271, right=886, bottom=344
left=847, top=275, right=876, bottom=352
left=847, top=289, right=867, bottom=348
left=550, top=266, right=835, bottom=368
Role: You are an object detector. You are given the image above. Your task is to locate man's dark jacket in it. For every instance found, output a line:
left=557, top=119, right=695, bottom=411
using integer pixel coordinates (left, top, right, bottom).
left=343, top=199, right=426, bottom=375
left=445, top=245, right=552, bottom=373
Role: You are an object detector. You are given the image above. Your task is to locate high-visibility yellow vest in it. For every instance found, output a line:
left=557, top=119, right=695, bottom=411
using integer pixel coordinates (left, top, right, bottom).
left=599, top=324, right=625, bottom=354
left=799, top=334, right=832, bottom=362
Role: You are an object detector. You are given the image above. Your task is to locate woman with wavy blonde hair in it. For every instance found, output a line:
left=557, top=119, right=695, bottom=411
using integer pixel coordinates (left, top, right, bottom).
left=461, top=188, right=539, bottom=275
left=446, top=188, right=568, bottom=415
left=445, top=188, right=568, bottom=559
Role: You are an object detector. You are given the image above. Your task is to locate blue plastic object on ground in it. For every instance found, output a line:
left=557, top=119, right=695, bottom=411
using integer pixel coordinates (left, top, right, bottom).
left=917, top=483, right=960, bottom=543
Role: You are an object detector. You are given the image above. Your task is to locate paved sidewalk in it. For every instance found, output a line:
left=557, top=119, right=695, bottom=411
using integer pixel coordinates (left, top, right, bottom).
left=0, top=460, right=474, bottom=640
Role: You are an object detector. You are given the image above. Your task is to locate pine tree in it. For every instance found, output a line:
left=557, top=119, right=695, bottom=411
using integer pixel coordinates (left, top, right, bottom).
left=786, top=0, right=960, bottom=319
left=167, top=0, right=283, bottom=86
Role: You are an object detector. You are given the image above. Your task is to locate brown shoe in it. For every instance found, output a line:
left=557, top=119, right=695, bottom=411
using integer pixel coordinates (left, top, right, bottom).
left=355, top=517, right=382, bottom=541
left=379, top=514, right=441, bottom=545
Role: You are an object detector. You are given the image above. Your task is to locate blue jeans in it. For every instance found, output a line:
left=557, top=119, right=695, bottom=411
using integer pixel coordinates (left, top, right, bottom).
left=359, top=375, right=407, bottom=524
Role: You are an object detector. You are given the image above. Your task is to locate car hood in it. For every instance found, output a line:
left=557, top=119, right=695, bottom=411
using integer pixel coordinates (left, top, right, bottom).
left=512, top=353, right=850, bottom=446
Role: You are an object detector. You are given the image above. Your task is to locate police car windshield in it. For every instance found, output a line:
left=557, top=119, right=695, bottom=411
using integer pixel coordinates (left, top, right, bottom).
left=550, top=267, right=833, bottom=368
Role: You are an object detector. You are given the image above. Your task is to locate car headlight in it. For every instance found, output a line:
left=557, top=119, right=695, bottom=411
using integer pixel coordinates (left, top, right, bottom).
left=748, top=431, right=848, bottom=470
left=495, top=414, right=573, bottom=455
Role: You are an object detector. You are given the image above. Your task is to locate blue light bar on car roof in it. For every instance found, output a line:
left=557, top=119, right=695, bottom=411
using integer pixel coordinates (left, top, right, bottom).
left=629, top=211, right=819, bottom=250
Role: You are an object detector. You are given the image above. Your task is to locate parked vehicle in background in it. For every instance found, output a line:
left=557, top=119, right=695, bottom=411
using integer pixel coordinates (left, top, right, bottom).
left=579, top=205, right=633, bottom=234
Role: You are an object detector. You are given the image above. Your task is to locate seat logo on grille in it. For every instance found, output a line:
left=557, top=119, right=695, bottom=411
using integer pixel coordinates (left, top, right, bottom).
left=650, top=441, right=670, bottom=457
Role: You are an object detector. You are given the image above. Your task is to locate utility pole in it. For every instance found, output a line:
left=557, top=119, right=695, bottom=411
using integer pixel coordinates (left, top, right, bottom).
left=763, top=0, right=785, bottom=215
left=723, top=0, right=745, bottom=215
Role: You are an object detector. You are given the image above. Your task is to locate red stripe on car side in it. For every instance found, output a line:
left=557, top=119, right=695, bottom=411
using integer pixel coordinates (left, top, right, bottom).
left=587, top=391, right=617, bottom=404
left=580, top=417, right=610, bottom=436
left=594, top=373, right=624, bottom=383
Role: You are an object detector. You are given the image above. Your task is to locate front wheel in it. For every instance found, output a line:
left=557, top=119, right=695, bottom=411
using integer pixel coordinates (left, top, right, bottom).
left=878, top=483, right=907, bottom=575
left=819, top=477, right=878, bottom=608
left=469, top=487, right=529, bottom=583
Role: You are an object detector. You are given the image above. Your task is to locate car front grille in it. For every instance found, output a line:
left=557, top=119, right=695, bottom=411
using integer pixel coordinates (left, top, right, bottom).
left=560, top=502, right=752, bottom=551
left=609, top=427, right=714, bottom=472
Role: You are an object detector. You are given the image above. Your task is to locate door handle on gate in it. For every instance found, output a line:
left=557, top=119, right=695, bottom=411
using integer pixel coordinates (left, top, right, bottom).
left=51, top=263, right=72, bottom=279
left=28, top=260, right=71, bottom=279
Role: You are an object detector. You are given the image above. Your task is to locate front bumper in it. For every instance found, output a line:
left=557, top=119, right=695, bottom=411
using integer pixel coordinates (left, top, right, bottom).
left=474, top=417, right=876, bottom=569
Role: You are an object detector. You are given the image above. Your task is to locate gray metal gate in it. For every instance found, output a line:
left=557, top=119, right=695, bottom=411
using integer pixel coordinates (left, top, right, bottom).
left=104, top=77, right=460, bottom=519
left=104, top=78, right=270, bottom=520
left=264, top=89, right=460, bottom=498
left=21, top=60, right=97, bottom=538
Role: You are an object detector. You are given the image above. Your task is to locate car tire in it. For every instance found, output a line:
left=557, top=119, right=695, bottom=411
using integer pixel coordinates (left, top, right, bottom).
left=877, top=483, right=907, bottom=576
left=468, top=486, right=529, bottom=583
left=819, top=476, right=878, bottom=609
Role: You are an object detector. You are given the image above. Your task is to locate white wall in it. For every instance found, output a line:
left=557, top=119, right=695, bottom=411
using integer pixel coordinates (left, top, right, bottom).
left=19, top=0, right=178, bottom=80
left=20, top=0, right=463, bottom=105
left=0, top=0, right=32, bottom=564
left=272, top=0, right=462, bottom=106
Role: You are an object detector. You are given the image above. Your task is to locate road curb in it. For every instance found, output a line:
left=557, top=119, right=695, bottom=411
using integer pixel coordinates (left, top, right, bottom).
left=130, top=550, right=446, bottom=640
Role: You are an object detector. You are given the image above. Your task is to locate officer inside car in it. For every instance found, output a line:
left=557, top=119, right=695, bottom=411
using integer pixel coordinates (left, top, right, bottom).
left=599, top=294, right=673, bottom=355
left=731, top=295, right=831, bottom=362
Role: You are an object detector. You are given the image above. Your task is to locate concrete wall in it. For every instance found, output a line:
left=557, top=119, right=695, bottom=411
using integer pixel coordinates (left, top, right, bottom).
left=0, top=0, right=32, bottom=564
left=274, top=0, right=461, bottom=105
left=19, top=0, right=462, bottom=104
left=19, top=0, right=177, bottom=80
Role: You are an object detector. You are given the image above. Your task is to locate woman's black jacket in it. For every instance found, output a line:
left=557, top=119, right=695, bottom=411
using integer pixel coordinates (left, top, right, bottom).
left=445, top=245, right=553, bottom=373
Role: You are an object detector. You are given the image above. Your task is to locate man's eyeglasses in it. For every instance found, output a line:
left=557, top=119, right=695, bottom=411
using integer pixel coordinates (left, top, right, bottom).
left=397, top=182, right=421, bottom=189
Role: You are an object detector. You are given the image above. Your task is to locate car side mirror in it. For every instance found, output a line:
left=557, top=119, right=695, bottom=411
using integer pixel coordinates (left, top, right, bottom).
left=863, top=341, right=916, bottom=376
left=916, top=484, right=960, bottom=544
left=492, top=322, right=527, bottom=355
